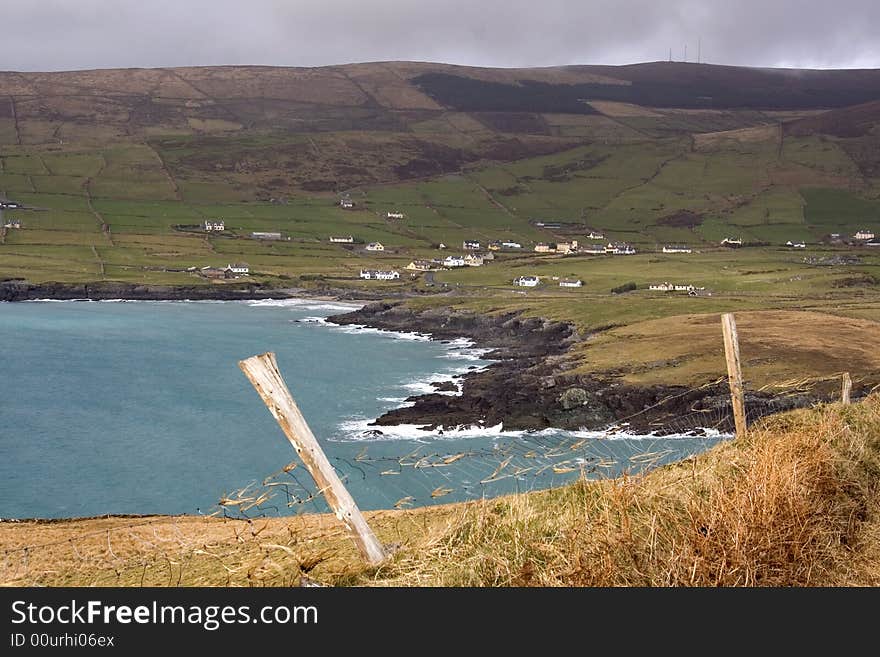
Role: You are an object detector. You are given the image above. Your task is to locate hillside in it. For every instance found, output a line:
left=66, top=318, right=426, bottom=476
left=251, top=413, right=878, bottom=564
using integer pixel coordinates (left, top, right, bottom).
left=2, top=60, right=880, bottom=392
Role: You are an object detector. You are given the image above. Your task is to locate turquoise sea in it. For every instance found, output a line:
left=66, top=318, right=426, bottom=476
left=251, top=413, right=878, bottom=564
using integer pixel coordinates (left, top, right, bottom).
left=0, top=299, right=727, bottom=518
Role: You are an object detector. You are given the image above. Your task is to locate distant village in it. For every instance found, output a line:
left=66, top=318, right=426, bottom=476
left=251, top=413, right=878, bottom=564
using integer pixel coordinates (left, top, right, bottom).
left=2, top=193, right=878, bottom=292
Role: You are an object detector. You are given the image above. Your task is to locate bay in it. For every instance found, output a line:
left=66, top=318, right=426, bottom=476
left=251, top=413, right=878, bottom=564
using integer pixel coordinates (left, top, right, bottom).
left=0, top=299, right=727, bottom=518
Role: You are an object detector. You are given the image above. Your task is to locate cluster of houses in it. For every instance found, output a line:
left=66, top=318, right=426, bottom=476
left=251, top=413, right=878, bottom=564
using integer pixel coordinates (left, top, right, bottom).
left=649, top=282, right=704, bottom=294
left=786, top=240, right=806, bottom=249
left=197, top=263, right=250, bottom=279
left=359, top=269, right=399, bottom=280
left=203, top=220, right=225, bottom=232
left=513, top=276, right=583, bottom=288
left=2, top=217, right=21, bottom=229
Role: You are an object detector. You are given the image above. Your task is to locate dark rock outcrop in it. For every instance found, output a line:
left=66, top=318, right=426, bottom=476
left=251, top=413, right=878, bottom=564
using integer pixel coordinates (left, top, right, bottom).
left=328, top=302, right=843, bottom=434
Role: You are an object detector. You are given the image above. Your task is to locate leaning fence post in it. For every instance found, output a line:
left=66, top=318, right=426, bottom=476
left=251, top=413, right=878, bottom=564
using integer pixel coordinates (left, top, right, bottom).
left=841, top=372, right=852, bottom=405
left=721, top=313, right=747, bottom=440
left=239, top=352, right=387, bottom=565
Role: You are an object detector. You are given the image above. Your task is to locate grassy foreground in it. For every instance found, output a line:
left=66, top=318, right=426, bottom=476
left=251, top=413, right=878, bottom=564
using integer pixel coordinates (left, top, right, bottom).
left=3, top=396, right=879, bottom=587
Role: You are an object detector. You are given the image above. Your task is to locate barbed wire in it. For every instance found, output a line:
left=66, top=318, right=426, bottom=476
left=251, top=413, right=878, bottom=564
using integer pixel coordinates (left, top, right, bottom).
left=1, top=374, right=853, bottom=586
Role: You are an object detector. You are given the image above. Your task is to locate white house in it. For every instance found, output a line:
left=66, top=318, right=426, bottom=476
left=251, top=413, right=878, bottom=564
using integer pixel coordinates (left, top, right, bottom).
left=721, top=237, right=743, bottom=247
left=340, top=198, right=355, bottom=209
left=559, top=278, right=583, bottom=287
left=534, top=243, right=554, bottom=253
left=587, top=231, right=605, bottom=240
left=330, top=235, right=354, bottom=243
left=3, top=218, right=21, bottom=229
left=386, top=211, right=405, bottom=219
left=443, top=255, right=466, bottom=268
left=203, top=219, right=225, bottom=232
left=501, top=241, right=522, bottom=249
left=464, top=254, right=484, bottom=267
left=438, top=243, right=447, bottom=249
left=360, top=269, right=400, bottom=280
left=662, top=245, right=691, bottom=253
left=365, top=242, right=385, bottom=252
left=854, top=230, right=875, bottom=240
left=463, top=240, right=481, bottom=250
left=225, top=263, right=249, bottom=275
left=785, top=240, right=806, bottom=248
left=514, top=276, right=540, bottom=287
left=649, top=282, right=674, bottom=292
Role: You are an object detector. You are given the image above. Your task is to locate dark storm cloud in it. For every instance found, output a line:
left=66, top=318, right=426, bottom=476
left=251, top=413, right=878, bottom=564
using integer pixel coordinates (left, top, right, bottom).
left=1, top=0, right=878, bottom=71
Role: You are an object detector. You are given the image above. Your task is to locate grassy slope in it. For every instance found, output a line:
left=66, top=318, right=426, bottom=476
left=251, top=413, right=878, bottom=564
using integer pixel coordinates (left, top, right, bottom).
left=3, top=396, right=878, bottom=586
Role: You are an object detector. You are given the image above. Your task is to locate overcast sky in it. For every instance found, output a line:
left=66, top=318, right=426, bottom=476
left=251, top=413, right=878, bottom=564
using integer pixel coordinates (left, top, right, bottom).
left=2, top=0, right=879, bottom=72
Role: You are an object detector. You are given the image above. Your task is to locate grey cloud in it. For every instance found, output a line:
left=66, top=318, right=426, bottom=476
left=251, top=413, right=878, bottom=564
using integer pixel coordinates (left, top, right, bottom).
left=1, top=0, right=878, bottom=71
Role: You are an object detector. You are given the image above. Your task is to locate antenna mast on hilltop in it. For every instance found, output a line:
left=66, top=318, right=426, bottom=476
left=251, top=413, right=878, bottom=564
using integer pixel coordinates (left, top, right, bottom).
left=684, top=44, right=687, bottom=62
left=698, top=37, right=702, bottom=64
left=669, top=47, right=672, bottom=62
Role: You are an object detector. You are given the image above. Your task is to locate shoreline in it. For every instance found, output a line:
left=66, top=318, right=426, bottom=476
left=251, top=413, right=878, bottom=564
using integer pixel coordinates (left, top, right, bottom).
left=3, top=279, right=842, bottom=435
left=327, top=301, right=839, bottom=435
left=0, top=278, right=413, bottom=303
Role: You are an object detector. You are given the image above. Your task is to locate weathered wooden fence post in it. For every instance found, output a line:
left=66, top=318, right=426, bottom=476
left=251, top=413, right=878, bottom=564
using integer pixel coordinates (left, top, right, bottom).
left=721, top=313, right=747, bottom=440
left=842, top=372, right=852, bottom=405
left=239, top=352, right=387, bottom=565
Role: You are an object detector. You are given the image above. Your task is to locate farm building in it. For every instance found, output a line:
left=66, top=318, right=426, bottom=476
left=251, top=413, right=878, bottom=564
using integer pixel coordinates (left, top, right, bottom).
left=662, top=245, right=691, bottom=253
left=463, top=240, right=481, bottom=250
left=501, top=241, right=522, bottom=249
left=340, top=198, right=355, bottom=209
left=360, top=269, right=399, bottom=280
left=199, top=267, right=228, bottom=280
left=785, top=240, right=806, bottom=248
left=487, top=241, right=502, bottom=251
left=587, top=231, right=605, bottom=240
left=534, top=243, right=554, bottom=253
left=365, top=242, right=385, bottom=252
left=405, top=260, right=439, bottom=271
left=203, top=220, right=225, bottom=232
left=854, top=230, right=875, bottom=240
left=605, top=242, right=636, bottom=255
left=650, top=282, right=698, bottom=293
left=386, top=211, right=405, bottom=219
left=514, top=276, right=540, bottom=287
left=721, top=237, right=743, bottom=247
left=559, top=278, right=583, bottom=287
left=443, top=255, right=466, bottom=268
left=330, top=235, right=354, bottom=243
left=556, top=240, right=579, bottom=255
left=580, top=244, right=606, bottom=255
left=3, top=218, right=21, bottom=229
left=251, top=232, right=282, bottom=240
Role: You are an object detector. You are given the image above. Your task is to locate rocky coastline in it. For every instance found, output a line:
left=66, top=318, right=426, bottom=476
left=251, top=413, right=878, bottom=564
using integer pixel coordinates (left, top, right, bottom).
left=328, top=301, right=828, bottom=435
left=0, top=278, right=397, bottom=302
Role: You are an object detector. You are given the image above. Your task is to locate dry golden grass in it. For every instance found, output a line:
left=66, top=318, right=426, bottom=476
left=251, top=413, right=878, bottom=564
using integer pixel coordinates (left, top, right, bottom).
left=357, top=396, right=880, bottom=586
left=694, top=124, right=779, bottom=149
left=572, top=310, right=880, bottom=389
left=3, top=397, right=879, bottom=587
left=589, top=101, right=662, bottom=117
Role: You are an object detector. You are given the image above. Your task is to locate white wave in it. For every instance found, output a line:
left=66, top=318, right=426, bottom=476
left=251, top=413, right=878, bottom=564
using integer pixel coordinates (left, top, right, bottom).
left=246, top=298, right=362, bottom=311
left=298, top=316, right=329, bottom=324
left=336, top=418, right=518, bottom=441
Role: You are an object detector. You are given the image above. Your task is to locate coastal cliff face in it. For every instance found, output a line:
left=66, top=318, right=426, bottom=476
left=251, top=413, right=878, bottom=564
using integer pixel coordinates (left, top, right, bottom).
left=328, top=302, right=819, bottom=434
